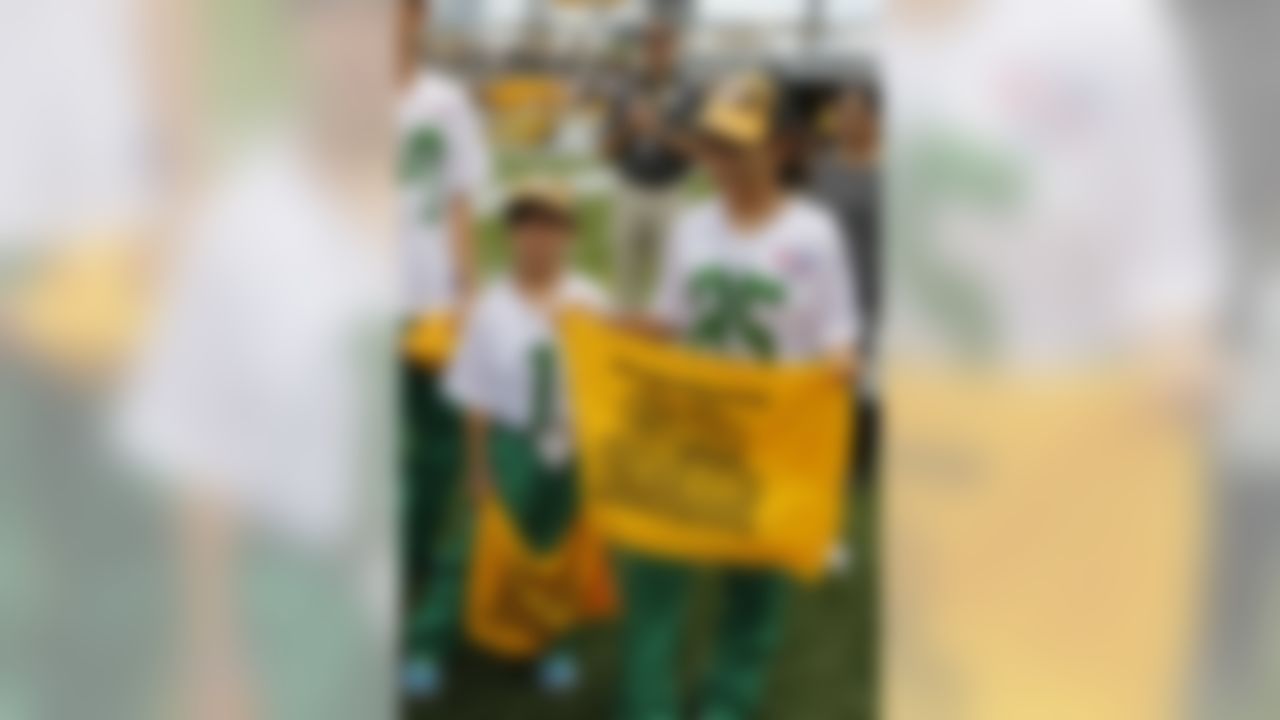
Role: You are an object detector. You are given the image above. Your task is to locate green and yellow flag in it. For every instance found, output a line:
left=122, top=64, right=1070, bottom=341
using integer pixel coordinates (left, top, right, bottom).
left=562, top=312, right=853, bottom=581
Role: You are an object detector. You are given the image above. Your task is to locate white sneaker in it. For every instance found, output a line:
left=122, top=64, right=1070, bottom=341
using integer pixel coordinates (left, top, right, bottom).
left=826, top=543, right=856, bottom=576
left=402, top=657, right=445, bottom=701
left=536, top=652, right=581, bottom=695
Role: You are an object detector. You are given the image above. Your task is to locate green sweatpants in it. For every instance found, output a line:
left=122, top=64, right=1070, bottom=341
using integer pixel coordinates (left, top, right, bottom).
left=400, top=358, right=463, bottom=599
left=619, top=555, right=791, bottom=720
left=408, top=426, right=580, bottom=659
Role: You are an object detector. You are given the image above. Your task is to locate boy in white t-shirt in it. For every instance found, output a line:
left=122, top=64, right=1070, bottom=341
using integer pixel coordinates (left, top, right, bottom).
left=403, top=180, right=607, bottom=699
left=620, top=71, right=860, bottom=720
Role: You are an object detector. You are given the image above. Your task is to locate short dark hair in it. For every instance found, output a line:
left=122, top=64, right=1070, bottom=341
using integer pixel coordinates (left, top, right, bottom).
left=503, top=201, right=575, bottom=230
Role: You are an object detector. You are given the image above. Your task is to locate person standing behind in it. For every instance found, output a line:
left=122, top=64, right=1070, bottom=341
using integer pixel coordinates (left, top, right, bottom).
left=809, top=81, right=883, bottom=487
left=602, top=20, right=693, bottom=311
left=397, top=0, right=491, bottom=597
left=811, top=81, right=881, bottom=358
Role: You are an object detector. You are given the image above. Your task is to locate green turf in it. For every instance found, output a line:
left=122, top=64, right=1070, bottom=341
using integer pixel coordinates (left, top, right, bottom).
left=404, top=495, right=876, bottom=720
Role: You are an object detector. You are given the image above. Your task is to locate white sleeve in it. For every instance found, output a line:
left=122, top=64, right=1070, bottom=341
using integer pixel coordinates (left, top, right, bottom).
left=581, top=276, right=614, bottom=314
left=115, top=216, right=261, bottom=488
left=1116, top=56, right=1224, bottom=335
left=445, top=86, right=491, bottom=203
left=815, top=214, right=861, bottom=352
left=649, top=216, right=689, bottom=327
left=1078, top=16, right=1225, bottom=338
left=443, top=300, right=498, bottom=415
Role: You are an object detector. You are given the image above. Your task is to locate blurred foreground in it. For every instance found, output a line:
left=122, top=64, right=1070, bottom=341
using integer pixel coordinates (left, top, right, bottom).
left=1, top=0, right=1279, bottom=719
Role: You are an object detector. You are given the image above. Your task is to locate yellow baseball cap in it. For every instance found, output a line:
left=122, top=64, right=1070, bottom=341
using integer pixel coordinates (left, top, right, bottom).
left=697, top=71, right=781, bottom=147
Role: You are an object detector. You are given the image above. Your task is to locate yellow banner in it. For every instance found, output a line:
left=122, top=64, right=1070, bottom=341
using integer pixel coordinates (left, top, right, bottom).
left=883, top=365, right=1204, bottom=720
left=466, top=496, right=618, bottom=659
left=562, top=313, right=853, bottom=581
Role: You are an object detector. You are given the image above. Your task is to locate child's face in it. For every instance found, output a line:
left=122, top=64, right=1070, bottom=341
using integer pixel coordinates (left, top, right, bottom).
left=836, top=93, right=878, bottom=146
left=697, top=134, right=782, bottom=198
left=511, top=216, right=573, bottom=280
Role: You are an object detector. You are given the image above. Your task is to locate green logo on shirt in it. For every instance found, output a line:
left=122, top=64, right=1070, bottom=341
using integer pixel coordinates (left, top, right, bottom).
left=688, top=268, right=784, bottom=360
left=400, top=126, right=447, bottom=222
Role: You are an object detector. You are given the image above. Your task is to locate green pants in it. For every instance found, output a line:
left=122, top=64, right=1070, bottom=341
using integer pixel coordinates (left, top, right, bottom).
left=401, top=359, right=463, bottom=598
left=619, top=555, right=791, bottom=720
left=408, top=426, right=580, bottom=659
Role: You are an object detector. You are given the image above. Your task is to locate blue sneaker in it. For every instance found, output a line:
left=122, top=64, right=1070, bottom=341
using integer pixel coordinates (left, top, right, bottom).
left=535, top=652, right=581, bottom=695
left=402, top=657, right=445, bottom=701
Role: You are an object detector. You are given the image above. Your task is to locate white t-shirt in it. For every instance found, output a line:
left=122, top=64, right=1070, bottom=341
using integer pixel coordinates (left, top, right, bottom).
left=445, top=273, right=607, bottom=465
left=0, top=0, right=149, bottom=246
left=887, top=0, right=1223, bottom=364
left=118, top=142, right=395, bottom=547
left=398, top=69, right=491, bottom=314
left=652, top=197, right=859, bottom=362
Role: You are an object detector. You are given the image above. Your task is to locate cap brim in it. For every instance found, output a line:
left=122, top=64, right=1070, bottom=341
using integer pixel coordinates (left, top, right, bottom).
left=698, top=104, right=769, bottom=147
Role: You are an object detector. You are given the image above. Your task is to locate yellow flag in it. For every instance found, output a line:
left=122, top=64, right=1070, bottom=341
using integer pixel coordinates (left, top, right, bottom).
left=562, top=313, right=853, bottom=581
left=883, top=365, right=1204, bottom=720
left=466, top=496, right=618, bottom=659
left=402, top=311, right=458, bottom=368
left=7, top=235, right=150, bottom=372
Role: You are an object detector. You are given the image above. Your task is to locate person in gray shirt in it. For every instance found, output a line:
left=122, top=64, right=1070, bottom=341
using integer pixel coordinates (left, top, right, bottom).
left=809, top=80, right=882, bottom=485
left=810, top=81, right=881, bottom=346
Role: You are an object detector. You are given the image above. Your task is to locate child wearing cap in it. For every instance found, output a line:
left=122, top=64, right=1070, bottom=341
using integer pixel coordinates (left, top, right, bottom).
left=402, top=180, right=608, bottom=699
left=619, top=71, right=861, bottom=720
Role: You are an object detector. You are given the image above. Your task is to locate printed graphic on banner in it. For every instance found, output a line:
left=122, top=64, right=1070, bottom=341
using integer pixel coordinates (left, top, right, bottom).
left=562, top=312, right=852, bottom=581
left=466, top=497, right=617, bottom=659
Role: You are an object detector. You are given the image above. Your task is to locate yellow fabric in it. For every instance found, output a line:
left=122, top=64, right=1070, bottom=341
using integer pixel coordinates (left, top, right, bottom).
left=465, top=496, right=618, bottom=659
left=483, top=75, right=570, bottom=148
left=561, top=312, right=852, bottom=582
left=883, top=364, right=1204, bottom=720
left=698, top=71, right=777, bottom=147
left=402, top=311, right=458, bottom=368
left=6, top=236, right=150, bottom=372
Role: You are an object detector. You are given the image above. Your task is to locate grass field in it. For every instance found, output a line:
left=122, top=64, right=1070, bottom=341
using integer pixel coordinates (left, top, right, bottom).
left=404, top=497, right=877, bottom=720
left=404, top=153, right=879, bottom=719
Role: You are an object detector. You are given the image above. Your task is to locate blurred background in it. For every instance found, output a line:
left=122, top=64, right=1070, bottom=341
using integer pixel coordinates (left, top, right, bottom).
left=419, top=0, right=880, bottom=273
